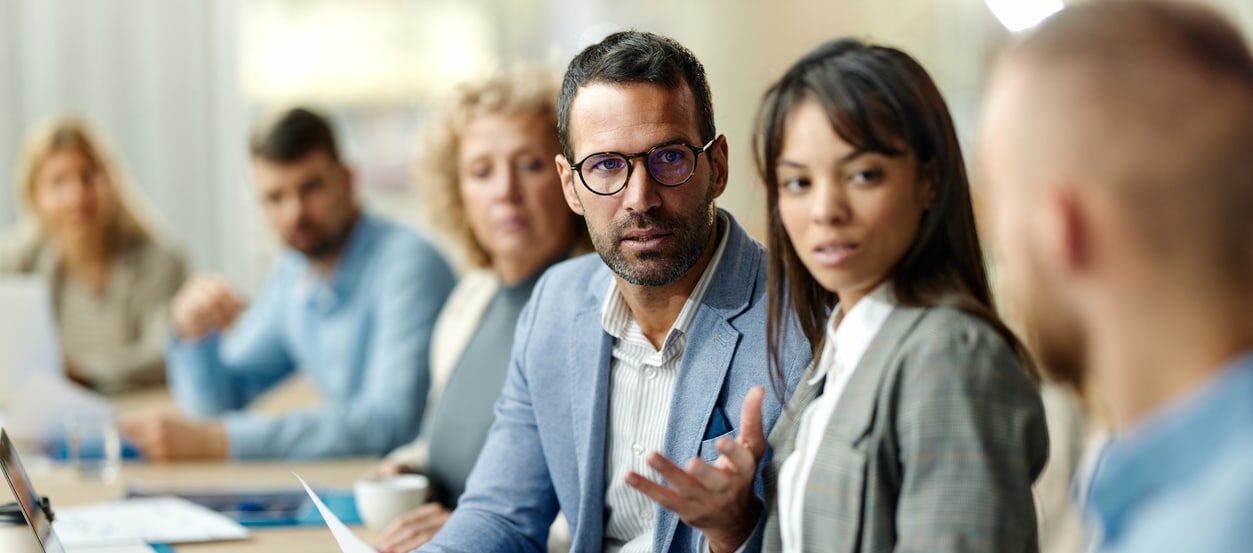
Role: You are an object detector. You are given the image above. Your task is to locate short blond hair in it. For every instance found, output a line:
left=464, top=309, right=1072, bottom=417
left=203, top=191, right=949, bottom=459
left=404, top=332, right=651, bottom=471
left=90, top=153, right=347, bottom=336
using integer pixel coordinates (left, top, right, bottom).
left=15, top=117, right=158, bottom=245
left=1002, top=0, right=1253, bottom=285
left=416, top=66, right=587, bottom=269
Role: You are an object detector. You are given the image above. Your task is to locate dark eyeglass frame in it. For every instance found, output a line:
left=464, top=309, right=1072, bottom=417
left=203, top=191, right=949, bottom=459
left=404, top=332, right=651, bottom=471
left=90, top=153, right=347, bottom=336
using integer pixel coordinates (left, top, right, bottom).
left=570, top=136, right=719, bottom=196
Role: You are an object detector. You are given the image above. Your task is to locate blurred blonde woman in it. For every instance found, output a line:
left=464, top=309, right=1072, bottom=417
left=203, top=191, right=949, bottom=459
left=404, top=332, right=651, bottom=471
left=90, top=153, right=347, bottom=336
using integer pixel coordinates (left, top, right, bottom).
left=368, top=67, right=589, bottom=553
left=0, top=118, right=186, bottom=392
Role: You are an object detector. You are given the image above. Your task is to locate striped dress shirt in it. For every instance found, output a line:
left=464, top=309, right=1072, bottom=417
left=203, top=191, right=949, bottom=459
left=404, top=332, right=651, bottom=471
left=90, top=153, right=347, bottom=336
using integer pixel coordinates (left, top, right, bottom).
left=601, top=214, right=730, bottom=553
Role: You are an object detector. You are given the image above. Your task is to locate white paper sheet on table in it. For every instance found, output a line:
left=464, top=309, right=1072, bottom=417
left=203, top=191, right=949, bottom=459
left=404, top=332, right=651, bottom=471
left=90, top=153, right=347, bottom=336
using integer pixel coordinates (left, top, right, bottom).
left=296, top=473, right=374, bottom=553
left=68, top=544, right=158, bottom=553
left=54, top=496, right=249, bottom=547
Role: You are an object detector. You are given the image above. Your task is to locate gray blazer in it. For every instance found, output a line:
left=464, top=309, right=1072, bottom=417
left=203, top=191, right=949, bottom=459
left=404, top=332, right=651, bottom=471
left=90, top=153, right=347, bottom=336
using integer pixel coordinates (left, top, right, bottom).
left=761, top=305, right=1049, bottom=553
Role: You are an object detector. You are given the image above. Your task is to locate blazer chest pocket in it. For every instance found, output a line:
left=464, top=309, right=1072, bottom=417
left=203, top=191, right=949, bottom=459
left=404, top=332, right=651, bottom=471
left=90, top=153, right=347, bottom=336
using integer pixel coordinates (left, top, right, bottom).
left=802, top=439, right=867, bottom=552
left=698, top=429, right=735, bottom=464
left=697, top=407, right=735, bottom=464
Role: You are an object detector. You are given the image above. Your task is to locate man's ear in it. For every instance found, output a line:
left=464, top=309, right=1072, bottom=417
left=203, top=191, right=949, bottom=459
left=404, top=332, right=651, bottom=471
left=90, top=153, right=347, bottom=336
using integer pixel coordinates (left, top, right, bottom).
left=1051, top=185, right=1091, bottom=276
left=709, top=135, right=730, bottom=199
left=340, top=164, right=355, bottom=194
left=556, top=154, right=585, bottom=215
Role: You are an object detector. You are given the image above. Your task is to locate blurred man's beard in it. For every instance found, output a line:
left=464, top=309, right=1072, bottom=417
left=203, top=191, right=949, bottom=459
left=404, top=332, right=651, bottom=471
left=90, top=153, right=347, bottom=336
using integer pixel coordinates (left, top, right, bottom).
left=588, top=182, right=716, bottom=287
left=287, top=218, right=353, bottom=262
left=1007, top=260, right=1089, bottom=394
left=1031, top=314, right=1089, bottom=394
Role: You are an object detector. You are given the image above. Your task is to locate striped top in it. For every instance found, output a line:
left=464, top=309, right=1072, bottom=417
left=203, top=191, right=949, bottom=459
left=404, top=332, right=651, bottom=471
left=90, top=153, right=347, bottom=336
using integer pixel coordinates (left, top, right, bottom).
left=0, top=228, right=186, bottom=392
left=601, top=213, right=730, bottom=553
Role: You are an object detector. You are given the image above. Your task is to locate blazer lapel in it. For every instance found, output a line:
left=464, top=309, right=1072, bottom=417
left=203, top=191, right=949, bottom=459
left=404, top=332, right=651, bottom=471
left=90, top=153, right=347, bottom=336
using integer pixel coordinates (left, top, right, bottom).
left=794, top=307, right=925, bottom=549
left=767, top=359, right=822, bottom=463
left=569, top=275, right=614, bottom=547
left=654, top=211, right=758, bottom=553
left=822, top=306, right=926, bottom=443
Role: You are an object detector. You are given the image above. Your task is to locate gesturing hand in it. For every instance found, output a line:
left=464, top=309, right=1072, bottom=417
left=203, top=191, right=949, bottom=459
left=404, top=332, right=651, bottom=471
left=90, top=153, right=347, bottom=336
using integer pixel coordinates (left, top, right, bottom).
left=118, top=412, right=229, bottom=462
left=626, top=386, right=768, bottom=553
left=373, top=503, right=451, bottom=553
left=170, top=275, right=244, bottom=341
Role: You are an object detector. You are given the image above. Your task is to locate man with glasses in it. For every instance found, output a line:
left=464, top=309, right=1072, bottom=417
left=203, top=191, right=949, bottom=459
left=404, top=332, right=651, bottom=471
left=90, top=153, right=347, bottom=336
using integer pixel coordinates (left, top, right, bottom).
left=417, top=31, right=809, bottom=553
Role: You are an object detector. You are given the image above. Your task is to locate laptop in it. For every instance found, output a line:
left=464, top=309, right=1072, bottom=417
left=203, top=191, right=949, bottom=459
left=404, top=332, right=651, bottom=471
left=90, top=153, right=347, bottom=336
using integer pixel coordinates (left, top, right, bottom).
left=0, top=429, right=152, bottom=553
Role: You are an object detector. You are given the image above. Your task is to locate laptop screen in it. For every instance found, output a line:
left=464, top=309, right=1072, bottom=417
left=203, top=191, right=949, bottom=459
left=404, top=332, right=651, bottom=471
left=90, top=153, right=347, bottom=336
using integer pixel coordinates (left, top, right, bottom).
left=0, top=429, right=65, bottom=553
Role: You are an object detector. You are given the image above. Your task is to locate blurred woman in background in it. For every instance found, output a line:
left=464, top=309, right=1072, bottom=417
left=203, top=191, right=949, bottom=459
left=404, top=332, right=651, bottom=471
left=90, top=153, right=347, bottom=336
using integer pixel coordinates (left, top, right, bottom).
left=368, top=67, right=589, bottom=553
left=0, top=117, right=186, bottom=393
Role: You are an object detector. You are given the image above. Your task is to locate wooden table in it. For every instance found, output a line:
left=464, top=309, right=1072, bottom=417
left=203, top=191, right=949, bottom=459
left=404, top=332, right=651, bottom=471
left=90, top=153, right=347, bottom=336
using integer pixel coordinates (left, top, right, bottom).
left=26, top=458, right=381, bottom=552
left=11, top=377, right=384, bottom=552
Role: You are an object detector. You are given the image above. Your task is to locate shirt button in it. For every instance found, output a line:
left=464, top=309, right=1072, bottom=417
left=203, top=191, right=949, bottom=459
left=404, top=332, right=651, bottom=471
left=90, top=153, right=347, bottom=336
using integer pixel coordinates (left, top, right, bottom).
left=641, top=507, right=653, bottom=520
left=645, top=368, right=657, bottom=380
left=632, top=443, right=644, bottom=456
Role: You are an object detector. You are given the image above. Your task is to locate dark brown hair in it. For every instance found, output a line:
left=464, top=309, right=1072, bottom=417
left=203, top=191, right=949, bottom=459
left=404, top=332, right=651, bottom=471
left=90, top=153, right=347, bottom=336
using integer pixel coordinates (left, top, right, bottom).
left=755, top=38, right=1037, bottom=393
left=251, top=107, right=341, bottom=164
left=557, top=30, right=716, bottom=161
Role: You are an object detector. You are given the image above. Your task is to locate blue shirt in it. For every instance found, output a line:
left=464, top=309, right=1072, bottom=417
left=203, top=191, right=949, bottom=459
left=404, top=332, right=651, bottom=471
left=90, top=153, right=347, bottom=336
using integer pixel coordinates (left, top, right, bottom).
left=1082, top=351, right=1253, bottom=553
left=166, top=213, right=455, bottom=460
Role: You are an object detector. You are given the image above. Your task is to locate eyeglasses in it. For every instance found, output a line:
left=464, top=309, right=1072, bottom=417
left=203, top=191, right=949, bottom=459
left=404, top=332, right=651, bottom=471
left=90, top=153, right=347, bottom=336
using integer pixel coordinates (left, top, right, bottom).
left=570, top=137, right=718, bottom=196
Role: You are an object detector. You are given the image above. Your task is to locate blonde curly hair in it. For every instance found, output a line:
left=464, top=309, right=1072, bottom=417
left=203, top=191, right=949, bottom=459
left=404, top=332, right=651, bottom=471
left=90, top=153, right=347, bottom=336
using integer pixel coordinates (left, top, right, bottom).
left=416, top=66, right=589, bottom=269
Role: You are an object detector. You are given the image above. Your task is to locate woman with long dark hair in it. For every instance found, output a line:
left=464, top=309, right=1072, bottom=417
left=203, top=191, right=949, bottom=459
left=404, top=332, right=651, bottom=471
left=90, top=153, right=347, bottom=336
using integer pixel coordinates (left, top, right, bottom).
left=630, top=39, right=1049, bottom=553
left=749, top=38, right=1049, bottom=552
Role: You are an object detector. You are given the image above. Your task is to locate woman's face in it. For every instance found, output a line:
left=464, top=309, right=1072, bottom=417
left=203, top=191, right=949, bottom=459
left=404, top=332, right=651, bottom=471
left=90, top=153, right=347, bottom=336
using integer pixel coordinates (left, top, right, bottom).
left=775, top=98, right=931, bottom=305
left=457, top=111, right=576, bottom=271
left=33, top=147, right=116, bottom=239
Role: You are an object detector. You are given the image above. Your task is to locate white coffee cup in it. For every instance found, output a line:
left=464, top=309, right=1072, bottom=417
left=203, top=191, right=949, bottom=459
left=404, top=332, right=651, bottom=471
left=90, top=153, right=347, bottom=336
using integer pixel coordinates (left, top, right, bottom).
left=354, top=473, right=431, bottom=529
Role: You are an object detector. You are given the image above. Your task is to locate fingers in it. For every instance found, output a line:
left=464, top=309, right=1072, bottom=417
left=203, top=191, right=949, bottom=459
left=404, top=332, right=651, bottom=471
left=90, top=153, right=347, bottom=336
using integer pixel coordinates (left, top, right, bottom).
left=624, top=470, right=687, bottom=512
left=195, top=277, right=242, bottom=330
left=118, top=413, right=221, bottom=462
left=375, top=523, right=421, bottom=553
left=172, top=276, right=244, bottom=340
left=378, top=529, right=440, bottom=553
left=716, top=436, right=758, bottom=477
left=738, top=386, right=768, bottom=459
left=687, top=456, right=733, bottom=494
left=375, top=504, right=450, bottom=553
left=645, top=453, right=707, bottom=497
left=365, top=462, right=408, bottom=480
left=118, top=415, right=170, bottom=462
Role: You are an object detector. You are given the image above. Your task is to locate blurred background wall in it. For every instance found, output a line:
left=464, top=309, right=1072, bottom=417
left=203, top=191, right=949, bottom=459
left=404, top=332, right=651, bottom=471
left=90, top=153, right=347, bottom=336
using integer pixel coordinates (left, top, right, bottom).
left=2, top=0, right=1250, bottom=291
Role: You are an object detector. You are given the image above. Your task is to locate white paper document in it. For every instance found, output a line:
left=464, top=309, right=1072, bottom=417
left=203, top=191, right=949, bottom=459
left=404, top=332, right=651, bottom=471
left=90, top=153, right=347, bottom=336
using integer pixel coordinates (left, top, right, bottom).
left=296, top=473, right=374, bottom=553
left=68, top=545, right=159, bottom=553
left=5, top=372, right=116, bottom=442
left=54, top=496, right=249, bottom=547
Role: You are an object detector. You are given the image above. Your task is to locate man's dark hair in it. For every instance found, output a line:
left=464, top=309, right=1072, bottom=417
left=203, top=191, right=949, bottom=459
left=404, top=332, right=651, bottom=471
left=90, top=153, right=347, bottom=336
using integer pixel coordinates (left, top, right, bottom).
left=557, top=30, right=716, bottom=160
left=250, top=107, right=341, bottom=164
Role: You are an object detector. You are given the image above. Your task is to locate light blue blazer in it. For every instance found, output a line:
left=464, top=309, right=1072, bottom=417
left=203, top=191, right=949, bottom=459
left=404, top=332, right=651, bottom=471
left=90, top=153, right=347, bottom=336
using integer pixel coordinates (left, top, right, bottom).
left=419, top=210, right=812, bottom=553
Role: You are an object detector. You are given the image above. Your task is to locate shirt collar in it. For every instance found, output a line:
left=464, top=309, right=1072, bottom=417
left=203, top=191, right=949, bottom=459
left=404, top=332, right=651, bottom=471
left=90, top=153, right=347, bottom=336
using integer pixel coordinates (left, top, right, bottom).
left=1083, top=351, right=1253, bottom=544
left=808, top=281, right=897, bottom=386
left=601, top=212, right=731, bottom=349
left=295, top=213, right=374, bottom=309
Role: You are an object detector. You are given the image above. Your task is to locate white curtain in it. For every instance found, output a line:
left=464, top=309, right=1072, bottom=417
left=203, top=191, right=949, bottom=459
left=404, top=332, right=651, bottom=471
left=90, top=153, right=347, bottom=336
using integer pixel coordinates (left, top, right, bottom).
left=0, top=0, right=267, bottom=289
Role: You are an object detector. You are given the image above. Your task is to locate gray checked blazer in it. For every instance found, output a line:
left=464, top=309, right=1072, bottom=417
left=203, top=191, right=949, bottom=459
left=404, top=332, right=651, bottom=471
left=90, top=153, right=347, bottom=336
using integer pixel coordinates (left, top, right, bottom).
left=760, top=305, right=1049, bottom=553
